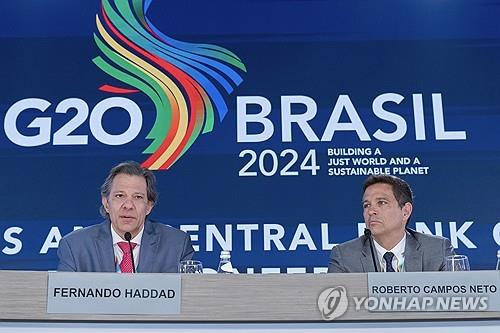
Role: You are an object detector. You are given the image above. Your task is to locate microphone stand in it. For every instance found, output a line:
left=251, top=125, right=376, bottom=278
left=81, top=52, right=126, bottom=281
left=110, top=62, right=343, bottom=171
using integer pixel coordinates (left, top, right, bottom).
left=124, top=232, right=136, bottom=273
left=364, top=228, right=378, bottom=272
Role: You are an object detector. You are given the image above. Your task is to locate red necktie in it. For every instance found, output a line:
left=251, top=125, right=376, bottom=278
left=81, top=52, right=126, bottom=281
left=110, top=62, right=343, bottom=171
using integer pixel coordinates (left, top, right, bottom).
left=117, top=241, right=137, bottom=273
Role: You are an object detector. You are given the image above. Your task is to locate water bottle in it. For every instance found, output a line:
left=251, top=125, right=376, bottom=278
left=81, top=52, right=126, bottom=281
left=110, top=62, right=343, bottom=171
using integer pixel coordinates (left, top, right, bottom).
left=496, top=250, right=500, bottom=270
left=217, top=250, right=233, bottom=274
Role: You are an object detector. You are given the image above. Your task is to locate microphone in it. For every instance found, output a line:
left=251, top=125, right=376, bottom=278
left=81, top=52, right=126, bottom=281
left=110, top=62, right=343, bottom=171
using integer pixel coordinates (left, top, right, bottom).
left=364, top=228, right=378, bottom=272
left=124, top=232, right=136, bottom=273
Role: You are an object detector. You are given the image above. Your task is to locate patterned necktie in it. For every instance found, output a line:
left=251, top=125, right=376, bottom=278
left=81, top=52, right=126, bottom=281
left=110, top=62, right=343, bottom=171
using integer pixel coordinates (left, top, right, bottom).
left=383, top=251, right=395, bottom=272
left=117, top=241, right=137, bottom=273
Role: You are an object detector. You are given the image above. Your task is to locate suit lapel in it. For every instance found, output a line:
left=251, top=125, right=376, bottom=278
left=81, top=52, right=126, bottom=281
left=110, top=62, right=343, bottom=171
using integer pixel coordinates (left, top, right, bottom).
left=361, top=237, right=379, bottom=272
left=137, top=220, right=160, bottom=273
left=404, top=231, right=423, bottom=272
left=94, top=221, right=115, bottom=272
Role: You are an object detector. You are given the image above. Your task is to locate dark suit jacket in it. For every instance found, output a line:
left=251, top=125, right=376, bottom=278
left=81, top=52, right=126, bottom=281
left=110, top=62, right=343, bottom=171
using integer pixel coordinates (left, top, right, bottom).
left=328, top=229, right=455, bottom=273
left=57, top=220, right=194, bottom=272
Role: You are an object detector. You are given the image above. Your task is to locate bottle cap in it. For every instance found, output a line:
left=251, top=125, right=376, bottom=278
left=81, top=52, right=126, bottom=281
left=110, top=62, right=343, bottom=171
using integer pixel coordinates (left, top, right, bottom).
left=220, top=250, right=230, bottom=258
left=220, top=262, right=233, bottom=273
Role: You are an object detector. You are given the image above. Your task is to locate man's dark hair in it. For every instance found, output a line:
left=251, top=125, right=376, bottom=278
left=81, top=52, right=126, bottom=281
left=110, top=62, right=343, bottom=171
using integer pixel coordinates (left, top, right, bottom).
left=363, top=174, right=413, bottom=208
left=99, top=161, right=158, bottom=218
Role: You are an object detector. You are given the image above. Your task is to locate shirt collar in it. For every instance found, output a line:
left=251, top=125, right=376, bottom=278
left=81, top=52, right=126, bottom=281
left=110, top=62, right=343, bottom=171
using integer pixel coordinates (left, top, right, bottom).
left=111, top=224, right=144, bottom=246
left=373, top=234, right=406, bottom=271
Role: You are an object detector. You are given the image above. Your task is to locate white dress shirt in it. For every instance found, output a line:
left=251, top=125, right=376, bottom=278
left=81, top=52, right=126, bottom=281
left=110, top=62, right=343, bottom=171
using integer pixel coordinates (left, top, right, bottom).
left=373, top=234, right=406, bottom=272
left=111, top=226, right=144, bottom=272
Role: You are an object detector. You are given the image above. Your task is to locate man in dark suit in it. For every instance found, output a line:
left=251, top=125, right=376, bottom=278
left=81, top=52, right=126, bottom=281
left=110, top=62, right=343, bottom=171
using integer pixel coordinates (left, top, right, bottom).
left=328, top=174, right=454, bottom=273
left=57, top=161, right=194, bottom=272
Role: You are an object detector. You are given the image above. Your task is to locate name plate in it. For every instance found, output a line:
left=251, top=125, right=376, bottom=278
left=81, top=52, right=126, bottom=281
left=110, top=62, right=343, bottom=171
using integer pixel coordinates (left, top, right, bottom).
left=47, top=272, right=181, bottom=315
left=367, top=271, right=500, bottom=312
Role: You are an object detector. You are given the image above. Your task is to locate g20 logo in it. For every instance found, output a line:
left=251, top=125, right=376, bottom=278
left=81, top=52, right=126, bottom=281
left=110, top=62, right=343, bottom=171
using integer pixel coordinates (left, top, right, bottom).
left=3, top=0, right=246, bottom=170
left=4, top=97, right=142, bottom=147
left=4, top=97, right=141, bottom=147
left=89, top=0, right=246, bottom=169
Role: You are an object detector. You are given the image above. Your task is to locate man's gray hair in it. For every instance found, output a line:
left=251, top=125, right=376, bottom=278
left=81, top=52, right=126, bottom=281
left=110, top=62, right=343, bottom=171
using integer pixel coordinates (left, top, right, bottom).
left=99, top=161, right=158, bottom=218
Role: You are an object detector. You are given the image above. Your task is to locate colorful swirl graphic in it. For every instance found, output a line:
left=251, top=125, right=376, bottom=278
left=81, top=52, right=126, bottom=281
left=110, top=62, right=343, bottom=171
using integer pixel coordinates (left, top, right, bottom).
left=93, top=0, right=246, bottom=170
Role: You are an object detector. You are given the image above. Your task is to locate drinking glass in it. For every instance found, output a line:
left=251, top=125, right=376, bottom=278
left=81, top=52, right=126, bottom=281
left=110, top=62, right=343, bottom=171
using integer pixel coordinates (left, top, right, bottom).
left=178, top=260, right=203, bottom=274
left=445, top=255, right=470, bottom=271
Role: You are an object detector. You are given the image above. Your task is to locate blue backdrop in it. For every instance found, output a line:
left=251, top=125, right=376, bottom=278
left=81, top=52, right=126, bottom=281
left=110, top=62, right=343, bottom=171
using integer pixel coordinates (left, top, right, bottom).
left=1, top=0, right=499, bottom=272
